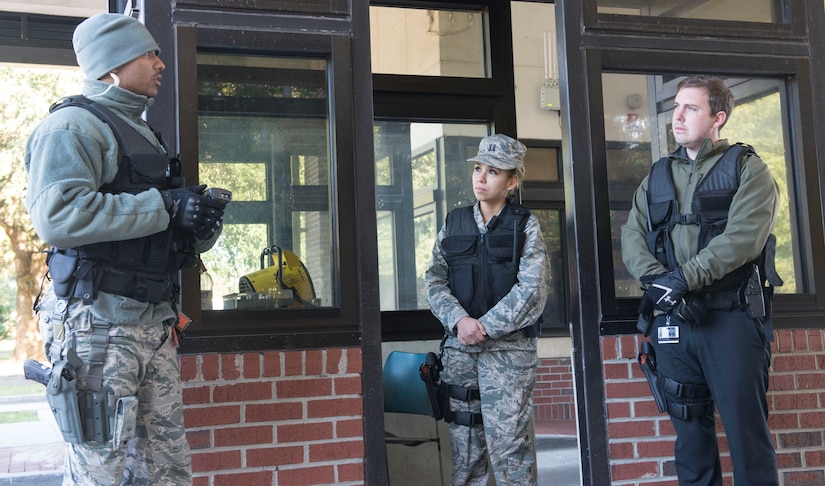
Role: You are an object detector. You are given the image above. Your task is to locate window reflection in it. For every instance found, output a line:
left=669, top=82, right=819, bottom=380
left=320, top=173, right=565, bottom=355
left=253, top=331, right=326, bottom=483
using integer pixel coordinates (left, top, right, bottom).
left=597, top=0, right=783, bottom=23
left=196, top=53, right=335, bottom=310
left=374, top=122, right=488, bottom=311
left=369, top=6, right=487, bottom=77
left=604, top=73, right=798, bottom=298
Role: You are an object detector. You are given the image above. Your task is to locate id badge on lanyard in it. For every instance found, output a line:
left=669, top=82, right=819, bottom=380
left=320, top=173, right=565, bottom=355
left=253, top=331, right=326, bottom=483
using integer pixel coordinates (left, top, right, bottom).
left=657, top=314, right=679, bottom=344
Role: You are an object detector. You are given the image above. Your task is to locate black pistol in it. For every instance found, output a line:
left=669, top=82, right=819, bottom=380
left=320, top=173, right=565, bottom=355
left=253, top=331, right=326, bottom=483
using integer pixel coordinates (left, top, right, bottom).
left=23, top=359, right=55, bottom=386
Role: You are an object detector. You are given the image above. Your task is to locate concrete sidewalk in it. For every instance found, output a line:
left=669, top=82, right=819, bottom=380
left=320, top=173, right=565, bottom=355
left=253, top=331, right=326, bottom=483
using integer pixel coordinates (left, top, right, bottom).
left=0, top=357, right=64, bottom=485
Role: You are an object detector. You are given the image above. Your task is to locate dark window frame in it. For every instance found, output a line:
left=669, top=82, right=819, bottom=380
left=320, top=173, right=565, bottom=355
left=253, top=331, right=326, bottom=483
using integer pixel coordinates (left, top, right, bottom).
left=172, top=25, right=364, bottom=352
left=371, top=0, right=527, bottom=342
left=577, top=29, right=825, bottom=336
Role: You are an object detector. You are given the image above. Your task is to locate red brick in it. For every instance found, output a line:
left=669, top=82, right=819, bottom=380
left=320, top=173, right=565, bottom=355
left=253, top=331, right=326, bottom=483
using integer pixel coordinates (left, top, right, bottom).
left=768, top=412, right=800, bottom=430
left=246, top=401, right=303, bottom=422
left=213, top=382, right=272, bottom=403
left=798, top=372, right=825, bottom=389
left=604, top=362, right=631, bottom=380
left=337, top=462, right=365, bottom=482
left=778, top=431, right=823, bottom=448
left=608, top=441, right=634, bottom=459
left=185, top=405, right=240, bottom=427
left=634, top=398, right=665, bottom=418
left=246, top=446, right=304, bottom=467
left=277, top=465, right=335, bottom=486
left=781, top=470, right=825, bottom=486
left=192, top=450, right=241, bottom=472
left=309, top=440, right=364, bottom=462
left=808, top=330, right=824, bottom=351
left=347, top=348, right=363, bottom=374
left=776, top=451, right=802, bottom=468
left=605, top=380, right=651, bottom=399
left=336, top=418, right=364, bottom=438
left=792, top=330, right=810, bottom=352
left=221, top=354, right=241, bottom=380
left=774, top=392, right=819, bottom=410
left=201, top=354, right=220, bottom=381
left=609, top=419, right=656, bottom=439
left=769, top=373, right=796, bottom=391
left=278, top=377, right=333, bottom=398
left=607, top=401, right=631, bottom=419
left=182, top=385, right=211, bottom=405
left=804, top=449, right=825, bottom=467
left=308, top=397, right=363, bottom=418
left=611, top=459, right=659, bottom=481
left=186, top=429, right=212, bottom=450
left=637, top=439, right=675, bottom=458
left=619, top=335, right=639, bottom=359
left=243, top=352, right=261, bottom=379
left=262, top=350, right=282, bottom=377
left=193, top=476, right=208, bottom=486
left=326, top=349, right=343, bottom=374
left=215, top=425, right=273, bottom=447
left=306, top=349, right=324, bottom=375
left=334, top=376, right=362, bottom=395
left=215, top=471, right=273, bottom=486
left=601, top=337, right=619, bottom=361
left=800, top=411, right=825, bottom=428
left=285, top=350, right=304, bottom=376
left=278, top=422, right=334, bottom=443
left=773, top=330, right=792, bottom=352
left=179, top=355, right=198, bottom=382
left=773, top=355, right=817, bottom=372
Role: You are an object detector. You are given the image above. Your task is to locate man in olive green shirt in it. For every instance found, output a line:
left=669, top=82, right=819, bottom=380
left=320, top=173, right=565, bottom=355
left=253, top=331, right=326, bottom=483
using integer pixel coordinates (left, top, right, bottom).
left=621, top=76, right=780, bottom=486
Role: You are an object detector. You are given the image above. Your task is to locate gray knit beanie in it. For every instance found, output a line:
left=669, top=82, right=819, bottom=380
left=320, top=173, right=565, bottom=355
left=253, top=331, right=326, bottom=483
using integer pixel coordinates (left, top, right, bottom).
left=73, top=13, right=160, bottom=81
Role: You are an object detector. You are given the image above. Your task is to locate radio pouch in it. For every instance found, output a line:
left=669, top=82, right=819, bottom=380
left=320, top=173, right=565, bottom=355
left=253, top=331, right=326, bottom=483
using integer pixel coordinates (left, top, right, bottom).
left=112, top=396, right=138, bottom=450
left=47, top=250, right=79, bottom=300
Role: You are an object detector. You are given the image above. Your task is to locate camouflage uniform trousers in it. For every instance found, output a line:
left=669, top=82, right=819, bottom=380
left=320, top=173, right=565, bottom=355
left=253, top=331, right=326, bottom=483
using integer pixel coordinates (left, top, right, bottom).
left=441, top=345, right=538, bottom=486
left=37, top=289, right=192, bottom=485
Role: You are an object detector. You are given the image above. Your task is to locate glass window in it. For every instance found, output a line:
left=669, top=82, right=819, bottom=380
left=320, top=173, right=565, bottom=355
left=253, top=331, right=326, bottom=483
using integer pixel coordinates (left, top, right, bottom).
left=604, top=73, right=799, bottom=298
left=196, top=53, right=335, bottom=310
left=369, top=6, right=487, bottom=77
left=597, top=0, right=783, bottom=23
left=374, top=122, right=488, bottom=311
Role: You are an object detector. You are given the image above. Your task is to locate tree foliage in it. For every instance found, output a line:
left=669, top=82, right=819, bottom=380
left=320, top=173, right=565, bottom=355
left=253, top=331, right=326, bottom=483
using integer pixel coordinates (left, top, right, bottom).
left=0, top=65, right=83, bottom=360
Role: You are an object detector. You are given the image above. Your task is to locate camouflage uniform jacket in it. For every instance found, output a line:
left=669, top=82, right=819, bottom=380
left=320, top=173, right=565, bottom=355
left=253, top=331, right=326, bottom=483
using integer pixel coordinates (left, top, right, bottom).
left=425, top=201, right=550, bottom=351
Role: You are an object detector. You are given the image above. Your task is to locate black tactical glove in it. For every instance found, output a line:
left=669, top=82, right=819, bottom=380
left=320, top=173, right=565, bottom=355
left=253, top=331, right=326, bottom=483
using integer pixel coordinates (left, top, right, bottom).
left=675, top=294, right=707, bottom=327
left=161, top=186, right=215, bottom=234
left=195, top=202, right=225, bottom=240
left=643, top=268, right=689, bottom=314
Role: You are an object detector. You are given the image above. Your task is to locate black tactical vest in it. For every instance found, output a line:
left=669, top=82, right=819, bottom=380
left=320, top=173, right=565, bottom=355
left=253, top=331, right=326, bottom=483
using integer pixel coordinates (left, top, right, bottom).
left=645, top=143, right=758, bottom=292
left=49, top=96, right=195, bottom=276
left=440, top=201, right=541, bottom=336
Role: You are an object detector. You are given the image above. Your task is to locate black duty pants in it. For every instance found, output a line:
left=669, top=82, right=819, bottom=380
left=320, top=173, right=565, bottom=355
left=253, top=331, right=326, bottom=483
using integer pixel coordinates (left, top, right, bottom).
left=651, top=308, right=778, bottom=486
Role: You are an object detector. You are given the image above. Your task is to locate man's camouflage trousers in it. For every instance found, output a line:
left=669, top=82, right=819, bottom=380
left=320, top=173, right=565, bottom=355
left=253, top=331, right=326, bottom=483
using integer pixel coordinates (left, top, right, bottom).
left=37, top=289, right=192, bottom=486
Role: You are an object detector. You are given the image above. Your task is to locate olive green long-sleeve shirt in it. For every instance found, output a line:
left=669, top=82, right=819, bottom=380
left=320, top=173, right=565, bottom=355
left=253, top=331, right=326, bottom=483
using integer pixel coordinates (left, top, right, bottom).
left=621, top=138, right=779, bottom=290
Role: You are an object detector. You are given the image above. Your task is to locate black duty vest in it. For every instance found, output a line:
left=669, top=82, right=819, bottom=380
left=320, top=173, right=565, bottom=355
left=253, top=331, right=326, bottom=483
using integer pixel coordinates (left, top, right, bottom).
left=440, top=201, right=541, bottom=337
left=645, top=143, right=759, bottom=292
left=49, top=95, right=195, bottom=277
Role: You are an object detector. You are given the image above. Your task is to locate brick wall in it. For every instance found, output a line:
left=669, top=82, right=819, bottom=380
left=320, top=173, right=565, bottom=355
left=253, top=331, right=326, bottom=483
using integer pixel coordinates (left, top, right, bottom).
left=179, top=348, right=365, bottom=486
left=535, top=357, right=576, bottom=421
left=602, top=329, right=825, bottom=486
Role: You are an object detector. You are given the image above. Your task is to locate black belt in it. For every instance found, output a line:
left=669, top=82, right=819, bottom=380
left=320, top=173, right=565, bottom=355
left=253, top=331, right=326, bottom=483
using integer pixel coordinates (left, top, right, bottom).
left=97, top=271, right=174, bottom=303
left=694, top=288, right=742, bottom=311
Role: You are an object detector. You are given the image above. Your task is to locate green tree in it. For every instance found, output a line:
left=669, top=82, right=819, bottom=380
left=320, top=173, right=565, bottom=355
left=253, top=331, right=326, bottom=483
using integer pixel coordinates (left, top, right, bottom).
left=0, top=65, right=83, bottom=361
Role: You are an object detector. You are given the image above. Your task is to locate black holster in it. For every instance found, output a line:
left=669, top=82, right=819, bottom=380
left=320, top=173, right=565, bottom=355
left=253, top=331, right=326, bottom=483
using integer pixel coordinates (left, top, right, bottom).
left=637, top=340, right=667, bottom=413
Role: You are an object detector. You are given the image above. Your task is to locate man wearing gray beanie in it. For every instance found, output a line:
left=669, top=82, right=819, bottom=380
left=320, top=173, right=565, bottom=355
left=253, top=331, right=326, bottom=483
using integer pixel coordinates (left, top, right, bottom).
left=24, top=12, right=226, bottom=486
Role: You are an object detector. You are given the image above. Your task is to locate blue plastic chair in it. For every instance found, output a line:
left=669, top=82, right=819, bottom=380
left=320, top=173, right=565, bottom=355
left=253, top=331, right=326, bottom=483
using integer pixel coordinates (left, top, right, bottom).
left=383, top=351, right=445, bottom=483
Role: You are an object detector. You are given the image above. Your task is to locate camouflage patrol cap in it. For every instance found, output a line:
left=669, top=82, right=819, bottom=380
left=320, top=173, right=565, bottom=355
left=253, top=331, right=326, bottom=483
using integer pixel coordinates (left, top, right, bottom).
left=468, top=134, right=526, bottom=171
